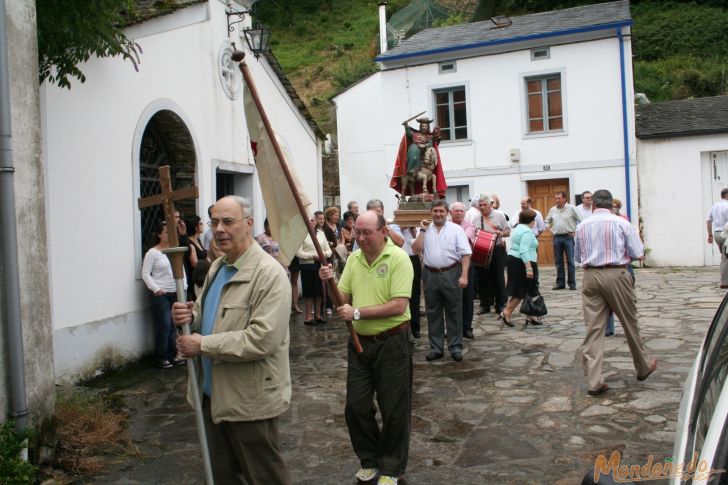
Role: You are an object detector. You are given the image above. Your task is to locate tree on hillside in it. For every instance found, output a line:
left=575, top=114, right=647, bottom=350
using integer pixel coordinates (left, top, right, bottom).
left=37, top=0, right=141, bottom=89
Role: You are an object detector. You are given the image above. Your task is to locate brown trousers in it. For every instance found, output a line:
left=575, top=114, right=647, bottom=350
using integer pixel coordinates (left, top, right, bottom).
left=580, top=267, right=651, bottom=392
left=202, top=398, right=292, bottom=485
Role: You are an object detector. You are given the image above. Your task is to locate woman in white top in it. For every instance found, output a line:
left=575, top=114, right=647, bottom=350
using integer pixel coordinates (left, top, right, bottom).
left=296, top=212, right=332, bottom=325
left=141, top=221, right=186, bottom=369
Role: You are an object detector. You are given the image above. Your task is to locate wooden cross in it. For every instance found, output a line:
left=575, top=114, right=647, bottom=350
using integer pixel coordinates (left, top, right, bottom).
left=137, top=165, right=198, bottom=278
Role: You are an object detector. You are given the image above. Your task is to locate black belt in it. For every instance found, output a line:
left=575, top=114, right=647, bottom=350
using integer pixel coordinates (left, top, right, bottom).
left=357, top=321, right=410, bottom=342
left=424, top=262, right=459, bottom=273
left=585, top=264, right=627, bottom=269
left=554, top=234, right=573, bottom=237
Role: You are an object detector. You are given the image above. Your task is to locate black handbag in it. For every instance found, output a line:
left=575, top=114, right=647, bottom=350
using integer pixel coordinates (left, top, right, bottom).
left=520, top=290, right=548, bottom=317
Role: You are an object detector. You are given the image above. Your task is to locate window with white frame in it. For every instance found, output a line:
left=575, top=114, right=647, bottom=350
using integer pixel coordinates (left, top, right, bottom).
left=526, top=74, right=563, bottom=133
left=434, top=86, right=467, bottom=141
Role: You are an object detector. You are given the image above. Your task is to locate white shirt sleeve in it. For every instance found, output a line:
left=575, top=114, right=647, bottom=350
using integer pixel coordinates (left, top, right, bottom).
left=141, top=249, right=160, bottom=293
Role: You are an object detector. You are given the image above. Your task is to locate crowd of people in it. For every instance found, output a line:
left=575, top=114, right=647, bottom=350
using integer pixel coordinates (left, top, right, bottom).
left=139, top=189, right=657, bottom=485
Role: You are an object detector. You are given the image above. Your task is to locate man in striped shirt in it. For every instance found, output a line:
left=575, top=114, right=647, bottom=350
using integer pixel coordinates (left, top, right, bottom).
left=574, top=189, right=656, bottom=396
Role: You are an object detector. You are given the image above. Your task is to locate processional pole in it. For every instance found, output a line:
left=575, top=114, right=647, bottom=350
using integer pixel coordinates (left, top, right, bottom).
left=235, top=50, right=363, bottom=353
left=137, top=167, right=214, bottom=484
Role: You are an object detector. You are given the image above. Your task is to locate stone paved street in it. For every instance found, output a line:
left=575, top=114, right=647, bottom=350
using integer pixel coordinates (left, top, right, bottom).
left=92, top=266, right=726, bottom=484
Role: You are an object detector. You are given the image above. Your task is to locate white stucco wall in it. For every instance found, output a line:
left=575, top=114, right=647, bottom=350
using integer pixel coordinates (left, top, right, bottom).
left=43, top=1, right=321, bottom=381
left=335, top=34, right=637, bottom=222
left=638, top=133, right=728, bottom=267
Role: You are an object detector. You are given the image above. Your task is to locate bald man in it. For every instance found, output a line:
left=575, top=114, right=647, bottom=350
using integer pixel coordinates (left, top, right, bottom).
left=320, top=210, right=414, bottom=485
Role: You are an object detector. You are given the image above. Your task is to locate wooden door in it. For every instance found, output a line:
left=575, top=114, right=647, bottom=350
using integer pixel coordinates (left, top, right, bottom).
left=527, top=178, right=570, bottom=265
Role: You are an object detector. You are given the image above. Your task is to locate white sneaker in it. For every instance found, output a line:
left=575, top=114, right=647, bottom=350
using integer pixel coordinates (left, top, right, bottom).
left=326, top=308, right=333, bottom=315
left=355, top=467, right=378, bottom=482
left=377, top=475, right=398, bottom=485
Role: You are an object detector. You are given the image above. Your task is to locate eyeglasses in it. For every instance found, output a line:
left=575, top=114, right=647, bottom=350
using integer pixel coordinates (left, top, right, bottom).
left=353, top=228, right=382, bottom=238
left=208, top=217, right=248, bottom=228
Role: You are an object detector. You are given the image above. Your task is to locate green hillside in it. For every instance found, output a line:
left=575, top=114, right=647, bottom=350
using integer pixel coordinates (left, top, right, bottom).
left=256, top=0, right=728, bottom=135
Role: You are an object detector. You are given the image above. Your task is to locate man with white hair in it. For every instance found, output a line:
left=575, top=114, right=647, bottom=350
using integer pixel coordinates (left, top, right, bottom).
left=347, top=200, right=360, bottom=217
left=473, top=193, right=510, bottom=315
left=465, top=195, right=485, bottom=227
left=172, top=195, right=292, bottom=484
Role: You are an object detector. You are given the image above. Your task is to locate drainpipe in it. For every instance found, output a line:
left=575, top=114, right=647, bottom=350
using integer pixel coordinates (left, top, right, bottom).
left=617, top=27, right=632, bottom=220
left=378, top=1, right=387, bottom=55
left=0, top=0, right=30, bottom=432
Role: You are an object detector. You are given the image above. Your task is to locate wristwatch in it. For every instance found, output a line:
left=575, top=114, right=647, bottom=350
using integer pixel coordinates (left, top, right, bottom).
left=353, top=308, right=361, bottom=321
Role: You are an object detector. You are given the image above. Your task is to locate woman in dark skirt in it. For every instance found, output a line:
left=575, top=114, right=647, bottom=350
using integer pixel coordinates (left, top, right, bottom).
left=500, top=209, right=540, bottom=326
left=295, top=212, right=332, bottom=325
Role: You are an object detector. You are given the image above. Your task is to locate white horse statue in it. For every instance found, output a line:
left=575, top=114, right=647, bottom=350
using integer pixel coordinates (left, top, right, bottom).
left=401, top=146, right=438, bottom=196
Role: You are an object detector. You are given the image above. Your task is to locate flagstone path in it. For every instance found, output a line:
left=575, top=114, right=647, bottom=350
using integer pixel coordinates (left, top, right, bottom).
left=91, top=266, right=725, bottom=484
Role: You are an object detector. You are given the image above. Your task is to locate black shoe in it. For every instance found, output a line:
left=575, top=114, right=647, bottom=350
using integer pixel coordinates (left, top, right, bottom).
left=304, top=320, right=316, bottom=326
left=499, top=312, right=514, bottom=328
left=412, top=330, right=421, bottom=338
left=552, top=285, right=565, bottom=290
left=605, top=331, right=614, bottom=337
left=315, top=318, right=327, bottom=324
left=172, top=358, right=187, bottom=366
left=425, top=352, right=443, bottom=361
left=569, top=286, right=577, bottom=291
left=158, top=359, right=173, bottom=369
left=452, top=352, right=463, bottom=362
left=477, top=307, right=489, bottom=315
left=463, top=329, right=475, bottom=339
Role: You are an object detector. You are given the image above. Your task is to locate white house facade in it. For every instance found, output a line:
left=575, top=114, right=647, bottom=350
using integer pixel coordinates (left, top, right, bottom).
left=42, top=0, right=323, bottom=381
left=636, top=96, right=728, bottom=268
left=334, top=1, right=637, bottom=244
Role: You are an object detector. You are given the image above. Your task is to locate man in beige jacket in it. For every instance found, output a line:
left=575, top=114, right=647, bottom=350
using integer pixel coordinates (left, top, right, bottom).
left=173, top=195, right=292, bottom=485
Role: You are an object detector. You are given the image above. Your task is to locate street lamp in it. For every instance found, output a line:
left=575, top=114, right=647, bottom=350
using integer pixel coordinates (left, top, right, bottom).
left=225, top=8, right=270, bottom=59
left=243, top=22, right=271, bottom=59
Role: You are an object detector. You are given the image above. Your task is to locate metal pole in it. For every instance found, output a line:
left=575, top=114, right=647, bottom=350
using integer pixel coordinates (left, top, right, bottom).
left=617, top=28, right=633, bottom=221
left=378, top=1, right=388, bottom=55
left=162, top=247, right=214, bottom=485
left=0, top=0, right=29, bottom=431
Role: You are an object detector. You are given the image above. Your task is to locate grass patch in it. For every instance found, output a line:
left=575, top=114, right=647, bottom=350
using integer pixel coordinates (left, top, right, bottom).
left=635, top=55, right=728, bottom=102
left=50, top=388, right=137, bottom=477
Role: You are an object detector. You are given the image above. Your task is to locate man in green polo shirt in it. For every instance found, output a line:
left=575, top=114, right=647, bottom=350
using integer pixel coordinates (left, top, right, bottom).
left=320, top=210, right=414, bottom=485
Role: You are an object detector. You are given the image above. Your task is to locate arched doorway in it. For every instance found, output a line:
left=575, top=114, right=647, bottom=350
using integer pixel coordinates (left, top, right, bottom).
left=138, top=109, right=197, bottom=255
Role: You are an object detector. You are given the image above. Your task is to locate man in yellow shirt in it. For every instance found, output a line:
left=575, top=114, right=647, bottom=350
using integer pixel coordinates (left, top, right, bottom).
left=320, top=210, right=414, bottom=485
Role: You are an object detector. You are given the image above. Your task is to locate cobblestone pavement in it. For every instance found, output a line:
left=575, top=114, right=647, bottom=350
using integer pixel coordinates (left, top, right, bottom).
left=92, top=266, right=726, bottom=484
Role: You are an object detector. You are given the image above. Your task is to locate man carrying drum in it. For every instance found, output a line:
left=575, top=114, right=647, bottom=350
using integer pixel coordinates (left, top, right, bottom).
left=473, top=193, right=510, bottom=316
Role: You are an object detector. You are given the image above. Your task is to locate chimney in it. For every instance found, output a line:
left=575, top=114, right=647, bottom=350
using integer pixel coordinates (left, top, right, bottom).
left=378, top=1, right=388, bottom=54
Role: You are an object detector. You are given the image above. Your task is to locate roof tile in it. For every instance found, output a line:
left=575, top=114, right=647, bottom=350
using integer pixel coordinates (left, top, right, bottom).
left=636, top=95, right=728, bottom=139
left=379, top=0, right=630, bottom=60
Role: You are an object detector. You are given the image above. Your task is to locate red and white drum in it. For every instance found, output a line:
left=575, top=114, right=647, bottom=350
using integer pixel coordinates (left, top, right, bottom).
left=472, top=230, right=498, bottom=267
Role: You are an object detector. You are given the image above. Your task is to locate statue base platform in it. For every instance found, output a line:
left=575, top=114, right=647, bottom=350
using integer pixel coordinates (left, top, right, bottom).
left=393, top=199, right=433, bottom=227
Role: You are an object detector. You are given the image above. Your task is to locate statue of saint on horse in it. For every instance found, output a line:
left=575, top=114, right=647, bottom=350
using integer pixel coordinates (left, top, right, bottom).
left=389, top=113, right=447, bottom=200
